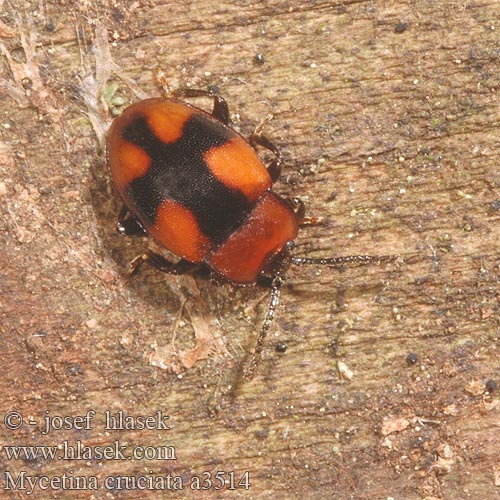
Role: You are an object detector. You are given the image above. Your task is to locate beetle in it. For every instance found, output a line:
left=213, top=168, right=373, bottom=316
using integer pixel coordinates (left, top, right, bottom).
left=107, top=88, right=393, bottom=378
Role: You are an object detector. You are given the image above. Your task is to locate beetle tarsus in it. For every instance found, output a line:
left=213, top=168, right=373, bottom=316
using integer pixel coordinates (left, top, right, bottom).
left=127, top=253, right=150, bottom=276
left=285, top=197, right=325, bottom=226
left=298, top=216, right=325, bottom=226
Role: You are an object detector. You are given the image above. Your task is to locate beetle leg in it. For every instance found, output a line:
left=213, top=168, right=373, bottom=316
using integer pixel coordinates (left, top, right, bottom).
left=250, top=114, right=282, bottom=183
left=117, top=206, right=146, bottom=236
left=127, top=251, right=199, bottom=276
left=285, top=197, right=325, bottom=226
left=299, top=216, right=325, bottom=226
left=172, top=88, right=230, bottom=125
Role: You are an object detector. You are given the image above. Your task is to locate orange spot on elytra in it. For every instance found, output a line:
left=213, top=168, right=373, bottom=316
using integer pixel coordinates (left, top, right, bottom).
left=150, top=199, right=211, bottom=263
left=204, top=137, right=271, bottom=202
left=146, top=102, right=193, bottom=144
left=109, top=141, right=151, bottom=189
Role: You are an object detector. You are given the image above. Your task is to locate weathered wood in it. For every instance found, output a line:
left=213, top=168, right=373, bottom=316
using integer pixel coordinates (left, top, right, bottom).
left=0, top=1, right=499, bottom=498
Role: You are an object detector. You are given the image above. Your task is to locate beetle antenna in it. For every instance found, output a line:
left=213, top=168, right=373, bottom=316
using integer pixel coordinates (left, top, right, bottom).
left=291, top=254, right=397, bottom=267
left=244, top=274, right=284, bottom=380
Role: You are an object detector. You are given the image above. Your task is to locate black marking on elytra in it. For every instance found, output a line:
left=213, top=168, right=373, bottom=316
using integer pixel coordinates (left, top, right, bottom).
left=121, top=113, right=252, bottom=245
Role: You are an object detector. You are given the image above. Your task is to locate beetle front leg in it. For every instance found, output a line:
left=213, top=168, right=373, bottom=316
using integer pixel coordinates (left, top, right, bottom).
left=285, top=197, right=325, bottom=226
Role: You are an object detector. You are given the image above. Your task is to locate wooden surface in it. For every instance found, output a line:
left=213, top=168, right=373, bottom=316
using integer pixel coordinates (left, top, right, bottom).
left=1, top=1, right=499, bottom=498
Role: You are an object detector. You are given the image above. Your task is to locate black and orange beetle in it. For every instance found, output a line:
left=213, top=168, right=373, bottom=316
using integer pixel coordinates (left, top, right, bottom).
left=107, top=88, right=392, bottom=378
